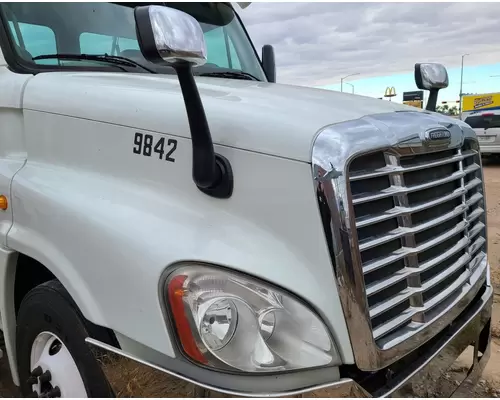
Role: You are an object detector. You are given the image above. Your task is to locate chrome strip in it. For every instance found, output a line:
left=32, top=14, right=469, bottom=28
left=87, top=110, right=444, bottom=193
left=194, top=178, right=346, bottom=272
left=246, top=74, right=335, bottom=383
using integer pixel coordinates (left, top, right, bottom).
left=311, top=111, right=488, bottom=370
left=86, top=283, right=492, bottom=397
left=386, top=284, right=492, bottom=398
left=84, top=337, right=369, bottom=398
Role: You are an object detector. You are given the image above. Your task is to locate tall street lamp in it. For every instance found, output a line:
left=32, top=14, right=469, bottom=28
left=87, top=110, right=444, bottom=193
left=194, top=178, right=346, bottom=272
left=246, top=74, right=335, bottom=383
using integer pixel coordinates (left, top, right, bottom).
left=459, top=53, right=469, bottom=116
left=341, top=73, right=359, bottom=92
left=345, top=83, right=354, bottom=94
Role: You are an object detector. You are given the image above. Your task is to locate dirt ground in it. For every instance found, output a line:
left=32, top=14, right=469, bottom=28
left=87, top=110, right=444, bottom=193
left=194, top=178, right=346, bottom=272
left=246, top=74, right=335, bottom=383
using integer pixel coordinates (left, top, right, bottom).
left=1, top=161, right=500, bottom=398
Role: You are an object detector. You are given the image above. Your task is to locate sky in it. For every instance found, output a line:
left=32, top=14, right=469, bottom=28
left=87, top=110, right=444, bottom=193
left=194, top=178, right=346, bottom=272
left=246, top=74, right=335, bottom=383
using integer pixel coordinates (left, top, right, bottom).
left=238, top=2, right=500, bottom=104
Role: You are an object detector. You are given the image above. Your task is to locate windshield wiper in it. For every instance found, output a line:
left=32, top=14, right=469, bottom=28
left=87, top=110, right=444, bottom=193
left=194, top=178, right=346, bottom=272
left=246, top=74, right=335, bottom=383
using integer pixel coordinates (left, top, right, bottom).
left=32, top=53, right=157, bottom=74
left=199, top=71, right=260, bottom=81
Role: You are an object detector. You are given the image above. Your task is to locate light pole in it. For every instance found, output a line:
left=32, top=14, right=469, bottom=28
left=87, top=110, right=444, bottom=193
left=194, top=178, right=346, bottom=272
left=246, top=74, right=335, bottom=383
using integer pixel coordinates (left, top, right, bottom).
left=459, top=53, right=469, bottom=116
left=345, top=83, right=354, bottom=94
left=341, top=73, right=359, bottom=92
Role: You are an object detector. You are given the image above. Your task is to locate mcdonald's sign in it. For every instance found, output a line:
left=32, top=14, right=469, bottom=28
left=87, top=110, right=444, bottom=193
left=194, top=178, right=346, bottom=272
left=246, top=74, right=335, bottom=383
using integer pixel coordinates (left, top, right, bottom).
left=384, top=87, right=396, bottom=98
left=403, top=90, right=424, bottom=109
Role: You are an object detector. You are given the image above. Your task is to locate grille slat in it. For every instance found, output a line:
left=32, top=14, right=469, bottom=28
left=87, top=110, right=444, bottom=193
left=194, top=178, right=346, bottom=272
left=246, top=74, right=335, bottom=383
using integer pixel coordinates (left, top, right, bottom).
left=467, top=207, right=484, bottom=225
left=352, top=169, right=465, bottom=205
left=359, top=203, right=468, bottom=252
left=465, top=178, right=483, bottom=192
left=362, top=220, right=467, bottom=274
left=418, top=236, right=469, bottom=272
left=355, top=187, right=467, bottom=229
left=366, top=269, right=410, bottom=297
left=372, top=259, right=474, bottom=342
left=372, top=310, right=414, bottom=341
left=420, top=266, right=471, bottom=311
left=349, top=149, right=478, bottom=182
left=469, top=221, right=486, bottom=240
left=470, top=236, right=486, bottom=256
left=366, top=235, right=470, bottom=297
left=369, top=289, right=412, bottom=318
left=466, top=192, right=483, bottom=208
left=369, top=251, right=472, bottom=322
left=421, top=253, right=470, bottom=293
left=348, top=139, right=487, bottom=345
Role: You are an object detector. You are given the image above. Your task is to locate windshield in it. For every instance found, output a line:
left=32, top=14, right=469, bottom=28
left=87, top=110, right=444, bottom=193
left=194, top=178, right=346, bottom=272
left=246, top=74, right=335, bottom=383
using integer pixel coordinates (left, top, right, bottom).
left=465, top=114, right=500, bottom=129
left=0, top=2, right=267, bottom=80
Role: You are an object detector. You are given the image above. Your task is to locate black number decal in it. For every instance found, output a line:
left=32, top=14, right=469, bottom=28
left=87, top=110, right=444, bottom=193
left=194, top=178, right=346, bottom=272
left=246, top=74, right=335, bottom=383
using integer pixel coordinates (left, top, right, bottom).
left=154, top=137, right=165, bottom=159
left=143, top=134, right=153, bottom=156
left=133, top=133, right=177, bottom=163
left=166, top=139, right=177, bottom=162
left=133, top=133, right=142, bottom=154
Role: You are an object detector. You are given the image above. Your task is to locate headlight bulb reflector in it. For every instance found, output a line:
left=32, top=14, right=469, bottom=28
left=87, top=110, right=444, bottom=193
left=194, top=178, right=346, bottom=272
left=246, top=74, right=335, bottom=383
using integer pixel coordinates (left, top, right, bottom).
left=200, top=298, right=238, bottom=351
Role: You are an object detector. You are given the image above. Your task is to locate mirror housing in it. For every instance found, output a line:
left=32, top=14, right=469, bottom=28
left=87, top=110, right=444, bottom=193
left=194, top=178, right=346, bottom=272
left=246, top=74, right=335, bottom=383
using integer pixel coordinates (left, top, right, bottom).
left=414, top=63, right=449, bottom=112
left=134, top=5, right=233, bottom=199
left=134, top=5, right=207, bottom=67
left=262, top=44, right=276, bottom=83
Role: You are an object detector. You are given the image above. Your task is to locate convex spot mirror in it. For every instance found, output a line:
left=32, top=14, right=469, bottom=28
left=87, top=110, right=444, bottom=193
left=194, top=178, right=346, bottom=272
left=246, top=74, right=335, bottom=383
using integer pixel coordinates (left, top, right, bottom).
left=414, top=63, right=449, bottom=91
left=134, top=5, right=207, bottom=67
left=262, top=44, right=276, bottom=83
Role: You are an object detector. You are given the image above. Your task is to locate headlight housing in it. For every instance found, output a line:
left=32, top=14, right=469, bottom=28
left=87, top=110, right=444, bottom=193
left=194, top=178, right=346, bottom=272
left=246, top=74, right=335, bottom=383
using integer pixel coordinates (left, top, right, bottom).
left=165, top=265, right=340, bottom=373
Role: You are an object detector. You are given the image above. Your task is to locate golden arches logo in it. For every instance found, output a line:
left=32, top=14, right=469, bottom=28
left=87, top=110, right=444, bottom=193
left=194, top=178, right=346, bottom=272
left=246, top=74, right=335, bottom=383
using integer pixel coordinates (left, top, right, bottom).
left=384, top=86, right=396, bottom=97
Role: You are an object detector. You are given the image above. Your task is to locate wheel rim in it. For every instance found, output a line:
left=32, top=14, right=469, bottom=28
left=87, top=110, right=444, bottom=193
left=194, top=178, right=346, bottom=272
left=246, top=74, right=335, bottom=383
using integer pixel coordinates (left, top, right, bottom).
left=29, top=331, right=88, bottom=398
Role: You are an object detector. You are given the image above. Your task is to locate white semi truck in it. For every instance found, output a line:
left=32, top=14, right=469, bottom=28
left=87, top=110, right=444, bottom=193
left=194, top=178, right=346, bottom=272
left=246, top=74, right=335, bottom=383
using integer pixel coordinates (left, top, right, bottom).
left=0, top=2, right=492, bottom=398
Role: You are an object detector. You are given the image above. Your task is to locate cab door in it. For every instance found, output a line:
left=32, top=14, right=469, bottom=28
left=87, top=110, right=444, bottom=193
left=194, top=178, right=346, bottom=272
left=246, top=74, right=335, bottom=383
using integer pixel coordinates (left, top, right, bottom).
left=0, top=24, right=31, bottom=246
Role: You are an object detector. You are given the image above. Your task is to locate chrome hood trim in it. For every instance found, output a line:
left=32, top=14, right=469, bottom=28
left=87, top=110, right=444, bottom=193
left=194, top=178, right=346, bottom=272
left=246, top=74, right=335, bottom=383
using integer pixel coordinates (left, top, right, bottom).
left=311, top=110, right=488, bottom=370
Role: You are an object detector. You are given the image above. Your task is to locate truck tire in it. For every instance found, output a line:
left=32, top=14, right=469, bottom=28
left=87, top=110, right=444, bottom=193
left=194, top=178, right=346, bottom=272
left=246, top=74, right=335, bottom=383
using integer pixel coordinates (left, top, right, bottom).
left=16, top=280, right=114, bottom=398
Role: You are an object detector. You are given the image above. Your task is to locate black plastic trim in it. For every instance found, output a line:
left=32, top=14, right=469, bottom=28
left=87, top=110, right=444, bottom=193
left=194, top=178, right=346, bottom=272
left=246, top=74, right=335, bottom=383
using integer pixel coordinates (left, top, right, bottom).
left=232, top=4, right=268, bottom=83
left=198, top=154, right=234, bottom=199
left=134, top=6, right=166, bottom=65
left=414, top=63, right=425, bottom=90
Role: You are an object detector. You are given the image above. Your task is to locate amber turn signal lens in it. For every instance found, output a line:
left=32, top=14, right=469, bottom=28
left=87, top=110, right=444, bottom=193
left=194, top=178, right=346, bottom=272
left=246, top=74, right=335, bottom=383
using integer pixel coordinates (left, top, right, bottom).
left=167, top=275, right=207, bottom=364
left=0, top=195, right=7, bottom=211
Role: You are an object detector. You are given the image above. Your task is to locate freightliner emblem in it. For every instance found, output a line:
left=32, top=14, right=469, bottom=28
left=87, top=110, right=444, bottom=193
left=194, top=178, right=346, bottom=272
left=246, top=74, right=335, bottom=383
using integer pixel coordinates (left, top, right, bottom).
left=422, top=127, right=451, bottom=145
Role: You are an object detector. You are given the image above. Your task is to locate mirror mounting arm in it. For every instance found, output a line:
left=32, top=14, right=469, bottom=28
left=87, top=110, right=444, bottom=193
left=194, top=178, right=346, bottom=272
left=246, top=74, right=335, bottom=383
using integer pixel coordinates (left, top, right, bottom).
left=425, top=88, right=439, bottom=112
left=134, top=5, right=233, bottom=199
left=175, top=64, right=233, bottom=198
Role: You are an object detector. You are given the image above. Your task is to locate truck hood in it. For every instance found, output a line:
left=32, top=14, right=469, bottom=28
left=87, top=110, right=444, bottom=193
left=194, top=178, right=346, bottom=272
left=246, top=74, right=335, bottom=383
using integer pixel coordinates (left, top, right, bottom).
left=23, top=72, right=421, bottom=162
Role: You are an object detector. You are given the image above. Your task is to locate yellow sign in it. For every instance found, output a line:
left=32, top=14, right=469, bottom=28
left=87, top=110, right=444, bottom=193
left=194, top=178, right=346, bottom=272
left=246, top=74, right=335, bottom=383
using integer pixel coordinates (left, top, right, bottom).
left=403, top=100, right=423, bottom=108
left=384, top=87, right=396, bottom=97
left=462, top=93, right=500, bottom=112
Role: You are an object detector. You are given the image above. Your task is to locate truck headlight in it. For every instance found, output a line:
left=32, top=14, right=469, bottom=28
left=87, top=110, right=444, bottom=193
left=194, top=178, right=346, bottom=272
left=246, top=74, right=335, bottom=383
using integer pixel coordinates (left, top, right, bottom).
left=165, top=265, right=340, bottom=372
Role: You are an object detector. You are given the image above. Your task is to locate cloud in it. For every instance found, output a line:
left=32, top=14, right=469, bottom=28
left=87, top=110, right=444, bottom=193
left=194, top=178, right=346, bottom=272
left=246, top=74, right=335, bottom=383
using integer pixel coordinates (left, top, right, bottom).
left=238, top=2, right=500, bottom=86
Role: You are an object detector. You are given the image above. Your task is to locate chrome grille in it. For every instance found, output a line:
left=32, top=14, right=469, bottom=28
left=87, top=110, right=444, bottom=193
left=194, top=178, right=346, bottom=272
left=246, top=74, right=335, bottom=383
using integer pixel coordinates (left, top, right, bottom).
left=348, top=139, right=486, bottom=347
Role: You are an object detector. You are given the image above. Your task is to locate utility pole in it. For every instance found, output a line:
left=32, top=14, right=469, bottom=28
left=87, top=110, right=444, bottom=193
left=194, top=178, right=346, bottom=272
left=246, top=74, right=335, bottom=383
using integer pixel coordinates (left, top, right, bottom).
left=459, top=53, right=469, bottom=117
left=340, top=73, right=359, bottom=92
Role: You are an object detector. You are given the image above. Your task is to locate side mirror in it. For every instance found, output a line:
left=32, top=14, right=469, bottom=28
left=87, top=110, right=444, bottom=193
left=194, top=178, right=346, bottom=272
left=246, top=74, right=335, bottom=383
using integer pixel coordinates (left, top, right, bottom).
left=414, top=63, right=449, bottom=112
left=134, top=5, right=233, bottom=199
left=262, top=44, right=276, bottom=83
